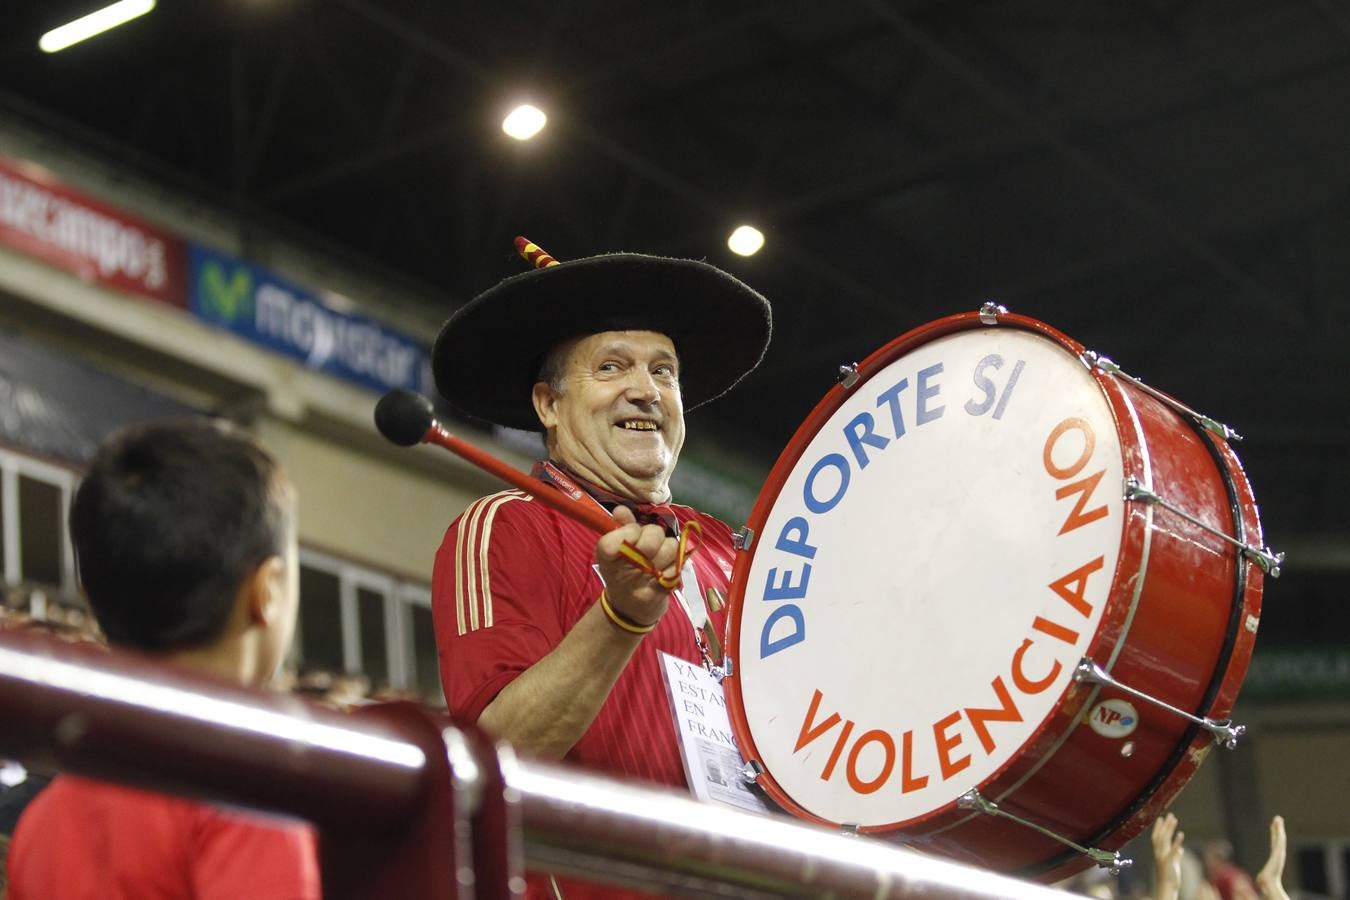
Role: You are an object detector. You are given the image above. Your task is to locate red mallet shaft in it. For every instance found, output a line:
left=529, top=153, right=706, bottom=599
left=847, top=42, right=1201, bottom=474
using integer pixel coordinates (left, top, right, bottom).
left=374, top=390, right=620, bottom=535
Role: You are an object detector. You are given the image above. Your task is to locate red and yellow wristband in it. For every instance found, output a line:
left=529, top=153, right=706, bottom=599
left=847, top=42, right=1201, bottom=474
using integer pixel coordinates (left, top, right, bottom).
left=598, top=590, right=658, bottom=635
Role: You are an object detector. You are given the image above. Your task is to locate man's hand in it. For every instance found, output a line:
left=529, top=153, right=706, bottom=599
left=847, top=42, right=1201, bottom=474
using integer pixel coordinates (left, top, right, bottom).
left=477, top=505, right=681, bottom=758
left=1151, top=812, right=1185, bottom=900
left=1256, top=815, right=1290, bottom=900
left=595, top=505, right=680, bottom=628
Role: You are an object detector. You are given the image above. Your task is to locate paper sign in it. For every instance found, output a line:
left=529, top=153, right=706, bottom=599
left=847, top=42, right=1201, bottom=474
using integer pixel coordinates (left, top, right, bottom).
left=659, top=651, right=776, bottom=816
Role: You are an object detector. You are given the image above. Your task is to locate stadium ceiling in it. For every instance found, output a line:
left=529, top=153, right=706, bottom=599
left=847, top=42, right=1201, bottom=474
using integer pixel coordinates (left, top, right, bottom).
left=2, top=1, right=1348, bottom=591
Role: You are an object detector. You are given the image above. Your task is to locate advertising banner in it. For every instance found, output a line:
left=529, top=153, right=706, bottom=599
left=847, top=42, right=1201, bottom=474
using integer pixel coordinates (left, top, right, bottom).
left=0, top=155, right=187, bottom=306
left=189, top=244, right=428, bottom=395
left=1244, top=647, right=1350, bottom=701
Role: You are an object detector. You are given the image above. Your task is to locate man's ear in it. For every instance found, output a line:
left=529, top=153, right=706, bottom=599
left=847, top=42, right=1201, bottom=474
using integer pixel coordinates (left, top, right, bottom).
left=531, top=381, right=559, bottom=430
left=243, top=555, right=285, bottom=628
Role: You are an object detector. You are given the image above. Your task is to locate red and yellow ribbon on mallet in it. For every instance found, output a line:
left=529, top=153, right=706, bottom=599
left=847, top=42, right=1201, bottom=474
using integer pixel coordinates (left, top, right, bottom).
left=615, top=519, right=703, bottom=591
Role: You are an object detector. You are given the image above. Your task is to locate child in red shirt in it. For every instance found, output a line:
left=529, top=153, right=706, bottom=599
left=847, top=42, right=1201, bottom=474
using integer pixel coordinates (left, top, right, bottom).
left=6, top=420, right=320, bottom=900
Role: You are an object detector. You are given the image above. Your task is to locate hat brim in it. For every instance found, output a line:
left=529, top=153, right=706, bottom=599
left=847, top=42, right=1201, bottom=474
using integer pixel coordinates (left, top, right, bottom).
left=432, top=254, right=772, bottom=431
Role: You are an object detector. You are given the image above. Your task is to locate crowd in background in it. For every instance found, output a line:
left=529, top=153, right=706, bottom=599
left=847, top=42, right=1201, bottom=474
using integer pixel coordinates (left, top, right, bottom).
left=1060, top=812, right=1297, bottom=900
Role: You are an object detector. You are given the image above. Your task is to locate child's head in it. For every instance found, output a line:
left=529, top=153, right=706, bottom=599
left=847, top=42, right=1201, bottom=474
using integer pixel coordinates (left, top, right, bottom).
left=70, top=419, right=297, bottom=682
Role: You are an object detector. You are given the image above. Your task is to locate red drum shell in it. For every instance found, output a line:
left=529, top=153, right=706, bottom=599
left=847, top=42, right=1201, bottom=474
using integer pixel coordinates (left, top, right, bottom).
left=722, top=312, right=1265, bottom=881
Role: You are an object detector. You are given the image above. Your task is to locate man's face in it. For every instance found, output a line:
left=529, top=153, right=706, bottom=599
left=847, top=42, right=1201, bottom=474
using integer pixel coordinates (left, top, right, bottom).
left=533, top=330, right=686, bottom=501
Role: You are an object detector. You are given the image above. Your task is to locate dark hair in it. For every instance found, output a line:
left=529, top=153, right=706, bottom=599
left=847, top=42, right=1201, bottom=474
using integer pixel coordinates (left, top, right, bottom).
left=535, top=339, right=575, bottom=396
left=69, top=419, right=291, bottom=652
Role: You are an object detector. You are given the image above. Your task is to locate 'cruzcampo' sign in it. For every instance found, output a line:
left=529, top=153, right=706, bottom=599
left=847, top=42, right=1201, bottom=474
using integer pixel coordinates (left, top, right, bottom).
left=0, top=155, right=188, bottom=307
left=189, top=244, right=426, bottom=395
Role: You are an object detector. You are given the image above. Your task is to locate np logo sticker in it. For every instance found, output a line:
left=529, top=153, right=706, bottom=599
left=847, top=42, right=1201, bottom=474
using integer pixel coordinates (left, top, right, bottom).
left=1088, top=699, right=1138, bottom=738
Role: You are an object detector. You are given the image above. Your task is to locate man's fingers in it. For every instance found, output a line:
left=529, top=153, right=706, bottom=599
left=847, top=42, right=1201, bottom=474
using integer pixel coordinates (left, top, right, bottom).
left=597, top=523, right=642, bottom=560
left=634, top=523, right=669, bottom=557
left=1153, top=813, right=1176, bottom=841
left=596, top=514, right=686, bottom=591
left=1263, top=815, right=1287, bottom=885
left=650, top=538, right=684, bottom=573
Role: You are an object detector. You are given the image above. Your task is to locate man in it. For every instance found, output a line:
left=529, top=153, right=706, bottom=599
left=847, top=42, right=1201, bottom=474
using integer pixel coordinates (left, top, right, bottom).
left=6, top=420, right=320, bottom=900
left=430, top=240, right=770, bottom=895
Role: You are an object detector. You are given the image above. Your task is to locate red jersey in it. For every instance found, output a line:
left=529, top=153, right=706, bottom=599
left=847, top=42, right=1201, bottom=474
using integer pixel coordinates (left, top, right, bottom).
left=432, top=480, right=737, bottom=899
left=433, top=484, right=735, bottom=787
left=6, top=774, right=320, bottom=900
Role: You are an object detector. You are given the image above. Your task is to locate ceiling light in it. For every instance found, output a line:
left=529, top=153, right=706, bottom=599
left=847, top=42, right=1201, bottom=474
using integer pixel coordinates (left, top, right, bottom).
left=502, top=105, right=547, bottom=141
left=727, top=225, right=764, bottom=257
left=39, top=0, right=156, bottom=53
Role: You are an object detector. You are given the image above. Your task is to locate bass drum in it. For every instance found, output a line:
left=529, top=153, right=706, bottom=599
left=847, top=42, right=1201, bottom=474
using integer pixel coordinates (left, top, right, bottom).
left=723, top=308, right=1272, bottom=881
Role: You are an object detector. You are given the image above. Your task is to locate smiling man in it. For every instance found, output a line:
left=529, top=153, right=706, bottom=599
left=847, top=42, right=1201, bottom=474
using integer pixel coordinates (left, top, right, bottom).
left=428, top=242, right=770, bottom=894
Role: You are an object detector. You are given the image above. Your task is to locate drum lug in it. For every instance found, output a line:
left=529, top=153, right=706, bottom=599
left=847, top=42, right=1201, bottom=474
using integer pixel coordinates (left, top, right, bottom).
left=1243, top=546, right=1285, bottom=578
left=731, top=526, right=755, bottom=551
left=712, top=656, right=733, bottom=681
left=837, top=363, right=860, bottom=389
left=1124, top=476, right=1284, bottom=578
left=740, top=759, right=764, bottom=785
left=1081, top=350, right=1120, bottom=375
left=956, top=789, right=1133, bottom=874
left=978, top=301, right=1008, bottom=324
left=1082, top=350, right=1244, bottom=443
left=1122, top=477, right=1160, bottom=505
left=1074, top=657, right=1247, bottom=749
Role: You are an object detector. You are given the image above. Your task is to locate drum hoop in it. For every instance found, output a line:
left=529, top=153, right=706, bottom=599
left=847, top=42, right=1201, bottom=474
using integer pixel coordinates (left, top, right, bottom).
left=1017, top=418, right=1264, bottom=879
left=723, top=311, right=1142, bottom=830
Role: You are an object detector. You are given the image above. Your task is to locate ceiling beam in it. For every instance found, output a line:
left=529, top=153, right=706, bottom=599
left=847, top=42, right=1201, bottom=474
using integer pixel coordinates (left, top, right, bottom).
left=1126, top=0, right=1342, bottom=189
left=759, top=45, right=1350, bottom=228
left=854, top=0, right=1298, bottom=320
left=1307, top=0, right=1350, bottom=46
left=264, top=120, right=473, bottom=201
left=238, top=38, right=296, bottom=192
left=330, top=0, right=492, bottom=82
left=318, top=1, right=905, bottom=320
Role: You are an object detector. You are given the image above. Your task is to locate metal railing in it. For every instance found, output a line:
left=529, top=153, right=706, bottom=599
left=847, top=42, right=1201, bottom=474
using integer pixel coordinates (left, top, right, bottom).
left=0, top=630, right=1073, bottom=899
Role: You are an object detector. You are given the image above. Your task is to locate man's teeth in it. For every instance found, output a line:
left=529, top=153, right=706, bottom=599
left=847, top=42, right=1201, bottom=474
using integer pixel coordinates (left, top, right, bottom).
left=619, top=421, right=658, bottom=430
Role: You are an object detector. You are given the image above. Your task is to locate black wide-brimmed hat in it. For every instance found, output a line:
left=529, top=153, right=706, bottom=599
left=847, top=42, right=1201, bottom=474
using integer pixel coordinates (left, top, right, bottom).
left=432, top=238, right=772, bottom=431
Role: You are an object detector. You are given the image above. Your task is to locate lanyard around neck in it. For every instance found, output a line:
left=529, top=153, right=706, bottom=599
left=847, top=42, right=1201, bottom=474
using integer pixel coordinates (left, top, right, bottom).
left=533, top=460, right=722, bottom=671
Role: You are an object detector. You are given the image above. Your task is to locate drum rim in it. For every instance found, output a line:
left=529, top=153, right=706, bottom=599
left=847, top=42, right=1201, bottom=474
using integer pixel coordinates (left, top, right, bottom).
left=1017, top=413, right=1266, bottom=880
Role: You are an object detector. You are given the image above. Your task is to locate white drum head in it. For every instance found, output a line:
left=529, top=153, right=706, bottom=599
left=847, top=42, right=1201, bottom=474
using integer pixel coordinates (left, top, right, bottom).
left=731, top=326, right=1127, bottom=828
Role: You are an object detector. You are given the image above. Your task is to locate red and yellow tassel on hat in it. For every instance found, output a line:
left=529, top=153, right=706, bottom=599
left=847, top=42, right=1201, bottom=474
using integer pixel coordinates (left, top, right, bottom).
left=514, top=236, right=559, bottom=269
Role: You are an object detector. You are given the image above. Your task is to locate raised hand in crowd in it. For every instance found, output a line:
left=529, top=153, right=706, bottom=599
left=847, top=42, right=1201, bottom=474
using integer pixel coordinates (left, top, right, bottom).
left=1151, top=812, right=1186, bottom=900
left=1255, top=815, right=1289, bottom=900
